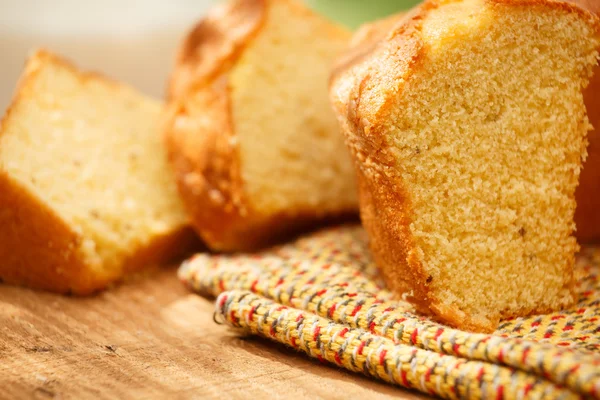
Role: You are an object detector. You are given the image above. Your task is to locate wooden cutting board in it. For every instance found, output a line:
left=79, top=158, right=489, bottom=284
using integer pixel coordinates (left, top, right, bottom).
left=0, top=267, right=426, bottom=399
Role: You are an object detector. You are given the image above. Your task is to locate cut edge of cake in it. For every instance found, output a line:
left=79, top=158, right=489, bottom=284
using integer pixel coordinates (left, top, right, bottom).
left=0, top=49, right=196, bottom=294
left=330, top=0, right=600, bottom=332
left=165, top=0, right=356, bottom=252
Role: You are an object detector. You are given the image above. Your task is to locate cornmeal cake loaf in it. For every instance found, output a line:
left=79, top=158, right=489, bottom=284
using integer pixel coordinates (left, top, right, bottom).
left=573, top=0, right=600, bottom=243
left=0, top=50, right=194, bottom=294
left=165, top=0, right=358, bottom=251
left=330, top=0, right=600, bottom=332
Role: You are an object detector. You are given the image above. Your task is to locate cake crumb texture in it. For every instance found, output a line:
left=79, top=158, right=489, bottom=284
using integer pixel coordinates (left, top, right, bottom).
left=331, top=0, right=600, bottom=331
left=166, top=0, right=358, bottom=251
left=0, top=50, right=194, bottom=294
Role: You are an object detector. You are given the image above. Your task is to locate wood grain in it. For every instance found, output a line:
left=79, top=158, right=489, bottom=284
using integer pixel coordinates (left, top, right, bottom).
left=0, top=268, right=426, bottom=399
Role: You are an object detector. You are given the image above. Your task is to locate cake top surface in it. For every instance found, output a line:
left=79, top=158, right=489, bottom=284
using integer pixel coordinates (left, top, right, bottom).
left=330, top=0, right=600, bottom=139
left=169, top=0, right=349, bottom=99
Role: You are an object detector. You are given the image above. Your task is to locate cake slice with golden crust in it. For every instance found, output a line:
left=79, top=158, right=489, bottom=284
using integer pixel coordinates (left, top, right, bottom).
left=0, top=50, right=194, bottom=294
left=331, top=0, right=600, bottom=332
left=165, top=0, right=357, bottom=251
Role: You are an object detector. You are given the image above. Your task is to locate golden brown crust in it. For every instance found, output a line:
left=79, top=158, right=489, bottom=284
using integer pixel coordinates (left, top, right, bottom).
left=165, top=74, right=259, bottom=250
left=0, top=50, right=197, bottom=294
left=572, top=0, right=600, bottom=243
left=165, top=78, right=355, bottom=251
left=165, top=0, right=354, bottom=251
left=0, top=173, right=108, bottom=294
left=331, top=1, right=439, bottom=325
left=164, top=0, right=271, bottom=251
left=0, top=49, right=102, bottom=294
left=331, top=0, right=598, bottom=332
left=167, top=0, right=267, bottom=99
left=0, top=171, right=197, bottom=295
left=354, top=168, right=433, bottom=314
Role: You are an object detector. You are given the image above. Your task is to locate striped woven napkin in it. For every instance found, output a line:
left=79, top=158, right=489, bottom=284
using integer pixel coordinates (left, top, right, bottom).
left=178, top=225, right=600, bottom=399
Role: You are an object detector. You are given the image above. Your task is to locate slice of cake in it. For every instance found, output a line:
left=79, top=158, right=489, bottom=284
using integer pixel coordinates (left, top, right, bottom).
left=330, top=0, right=600, bottom=332
left=164, top=0, right=358, bottom=252
left=0, top=50, right=195, bottom=294
left=573, top=0, right=600, bottom=243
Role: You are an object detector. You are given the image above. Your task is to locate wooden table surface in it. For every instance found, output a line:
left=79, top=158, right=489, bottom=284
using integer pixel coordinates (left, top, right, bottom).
left=0, top=267, right=426, bottom=400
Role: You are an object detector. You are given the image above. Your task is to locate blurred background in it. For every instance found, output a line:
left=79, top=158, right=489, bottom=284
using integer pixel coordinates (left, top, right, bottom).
left=0, top=0, right=420, bottom=112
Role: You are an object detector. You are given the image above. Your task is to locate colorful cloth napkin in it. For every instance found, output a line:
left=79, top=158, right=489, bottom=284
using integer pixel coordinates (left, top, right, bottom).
left=178, top=225, right=600, bottom=399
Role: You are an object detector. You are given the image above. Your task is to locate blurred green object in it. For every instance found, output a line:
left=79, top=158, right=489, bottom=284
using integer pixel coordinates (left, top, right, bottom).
left=305, top=0, right=420, bottom=29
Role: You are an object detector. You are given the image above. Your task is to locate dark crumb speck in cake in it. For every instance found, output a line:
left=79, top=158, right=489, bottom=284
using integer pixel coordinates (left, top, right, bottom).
left=426, top=275, right=433, bottom=283
left=519, top=227, right=526, bottom=237
left=27, top=346, right=52, bottom=353
left=104, top=344, right=118, bottom=353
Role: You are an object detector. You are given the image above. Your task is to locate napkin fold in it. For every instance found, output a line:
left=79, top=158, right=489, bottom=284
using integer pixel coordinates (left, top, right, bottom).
left=179, top=225, right=600, bottom=399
